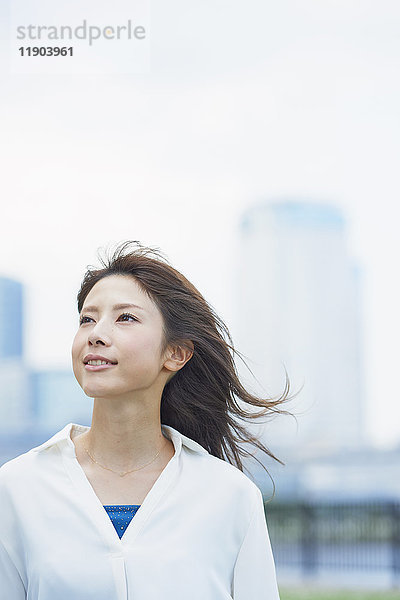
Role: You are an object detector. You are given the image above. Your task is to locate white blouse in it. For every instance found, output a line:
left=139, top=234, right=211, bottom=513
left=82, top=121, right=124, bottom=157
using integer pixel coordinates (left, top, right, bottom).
left=0, top=422, right=280, bottom=599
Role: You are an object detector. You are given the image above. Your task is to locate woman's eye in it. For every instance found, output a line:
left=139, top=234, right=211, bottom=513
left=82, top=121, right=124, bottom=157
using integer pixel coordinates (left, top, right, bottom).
left=79, top=313, right=138, bottom=326
left=118, top=313, right=138, bottom=322
left=79, top=316, right=92, bottom=325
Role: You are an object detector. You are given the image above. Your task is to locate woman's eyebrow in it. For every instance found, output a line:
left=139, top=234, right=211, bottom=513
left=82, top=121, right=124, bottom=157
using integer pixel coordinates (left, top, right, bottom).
left=81, top=303, right=146, bottom=313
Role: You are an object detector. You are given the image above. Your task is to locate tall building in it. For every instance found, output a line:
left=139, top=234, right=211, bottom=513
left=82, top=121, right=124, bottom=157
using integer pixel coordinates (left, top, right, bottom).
left=30, top=370, right=93, bottom=431
left=0, top=276, right=23, bottom=359
left=0, top=276, right=92, bottom=450
left=0, top=358, right=31, bottom=433
left=233, top=200, right=365, bottom=453
left=0, top=277, right=30, bottom=434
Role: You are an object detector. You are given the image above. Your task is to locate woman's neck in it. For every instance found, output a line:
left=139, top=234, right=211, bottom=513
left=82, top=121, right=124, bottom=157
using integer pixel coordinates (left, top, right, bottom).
left=72, top=398, right=173, bottom=473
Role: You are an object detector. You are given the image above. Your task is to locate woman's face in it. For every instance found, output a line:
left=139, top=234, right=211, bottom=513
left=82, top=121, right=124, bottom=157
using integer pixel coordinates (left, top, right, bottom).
left=71, top=274, right=169, bottom=400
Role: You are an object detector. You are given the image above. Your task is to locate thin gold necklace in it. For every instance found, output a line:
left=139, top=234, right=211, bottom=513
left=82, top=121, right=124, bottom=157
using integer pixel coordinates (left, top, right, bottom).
left=84, top=440, right=167, bottom=477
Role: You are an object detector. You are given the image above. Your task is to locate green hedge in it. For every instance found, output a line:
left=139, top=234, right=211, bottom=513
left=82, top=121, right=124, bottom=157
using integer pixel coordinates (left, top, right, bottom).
left=279, top=589, right=400, bottom=600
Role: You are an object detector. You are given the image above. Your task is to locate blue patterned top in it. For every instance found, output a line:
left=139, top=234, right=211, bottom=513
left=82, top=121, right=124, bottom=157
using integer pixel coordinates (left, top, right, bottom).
left=103, top=505, right=141, bottom=539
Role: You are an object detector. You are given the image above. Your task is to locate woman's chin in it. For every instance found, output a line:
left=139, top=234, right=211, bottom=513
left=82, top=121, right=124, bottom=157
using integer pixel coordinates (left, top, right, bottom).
left=81, top=382, right=115, bottom=398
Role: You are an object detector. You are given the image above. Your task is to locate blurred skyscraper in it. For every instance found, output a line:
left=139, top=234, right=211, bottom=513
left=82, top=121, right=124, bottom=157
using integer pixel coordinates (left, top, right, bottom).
left=0, top=276, right=91, bottom=442
left=0, top=276, right=23, bottom=359
left=234, top=200, right=365, bottom=453
left=30, top=370, right=92, bottom=431
left=0, top=277, right=31, bottom=432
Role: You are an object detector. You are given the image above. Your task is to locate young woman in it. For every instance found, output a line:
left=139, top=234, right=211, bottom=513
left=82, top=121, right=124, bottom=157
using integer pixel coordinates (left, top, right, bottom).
left=0, top=241, right=291, bottom=599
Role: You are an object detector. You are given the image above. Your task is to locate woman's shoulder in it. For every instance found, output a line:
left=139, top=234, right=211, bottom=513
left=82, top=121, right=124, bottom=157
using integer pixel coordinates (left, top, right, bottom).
left=0, top=422, right=76, bottom=487
left=0, top=453, right=34, bottom=509
left=183, top=444, right=263, bottom=503
left=172, top=426, right=262, bottom=497
left=0, top=448, right=36, bottom=483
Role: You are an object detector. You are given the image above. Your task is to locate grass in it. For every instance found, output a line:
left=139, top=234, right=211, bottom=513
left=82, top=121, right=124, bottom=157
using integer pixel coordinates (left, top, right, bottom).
left=279, top=588, right=400, bottom=600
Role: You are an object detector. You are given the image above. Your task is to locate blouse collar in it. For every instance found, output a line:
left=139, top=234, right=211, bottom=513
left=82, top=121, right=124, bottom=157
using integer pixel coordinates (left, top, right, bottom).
left=31, top=422, right=209, bottom=456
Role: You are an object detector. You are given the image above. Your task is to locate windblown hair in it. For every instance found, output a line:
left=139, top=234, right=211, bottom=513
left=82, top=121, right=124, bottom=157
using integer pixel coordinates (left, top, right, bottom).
left=76, top=241, right=296, bottom=494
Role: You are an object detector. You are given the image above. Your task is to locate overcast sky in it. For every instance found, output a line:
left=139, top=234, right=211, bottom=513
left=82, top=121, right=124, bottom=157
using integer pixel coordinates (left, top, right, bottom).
left=1, top=1, right=400, bottom=447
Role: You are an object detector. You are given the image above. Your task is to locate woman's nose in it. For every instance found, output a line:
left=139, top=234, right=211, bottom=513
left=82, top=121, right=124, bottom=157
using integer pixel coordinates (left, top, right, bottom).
left=87, top=321, right=112, bottom=346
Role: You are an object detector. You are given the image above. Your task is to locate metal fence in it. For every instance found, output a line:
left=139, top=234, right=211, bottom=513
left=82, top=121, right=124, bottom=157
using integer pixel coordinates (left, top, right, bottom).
left=264, top=500, right=400, bottom=584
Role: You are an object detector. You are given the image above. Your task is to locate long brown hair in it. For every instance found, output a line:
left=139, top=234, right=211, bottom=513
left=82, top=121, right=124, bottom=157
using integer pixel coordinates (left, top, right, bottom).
left=76, top=241, right=296, bottom=493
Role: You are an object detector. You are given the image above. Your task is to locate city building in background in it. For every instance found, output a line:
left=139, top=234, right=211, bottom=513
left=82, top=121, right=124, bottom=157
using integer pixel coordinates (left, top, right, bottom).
left=0, top=357, right=31, bottom=433
left=0, top=276, right=23, bottom=359
left=0, top=277, right=31, bottom=434
left=231, top=200, right=400, bottom=502
left=0, top=276, right=90, bottom=460
left=29, top=369, right=92, bottom=431
left=234, top=200, right=365, bottom=454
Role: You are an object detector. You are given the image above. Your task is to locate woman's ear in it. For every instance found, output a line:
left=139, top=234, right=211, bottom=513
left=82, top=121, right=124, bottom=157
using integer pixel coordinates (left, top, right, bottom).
left=163, top=340, right=194, bottom=375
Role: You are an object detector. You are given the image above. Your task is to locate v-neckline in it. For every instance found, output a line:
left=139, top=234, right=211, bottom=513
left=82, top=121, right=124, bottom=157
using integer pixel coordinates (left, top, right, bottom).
left=103, top=505, right=141, bottom=540
left=61, top=424, right=180, bottom=551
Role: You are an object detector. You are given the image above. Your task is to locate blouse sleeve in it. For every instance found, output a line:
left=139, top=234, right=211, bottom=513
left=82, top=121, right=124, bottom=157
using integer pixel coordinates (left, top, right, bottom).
left=0, top=539, right=26, bottom=600
left=232, top=487, right=280, bottom=599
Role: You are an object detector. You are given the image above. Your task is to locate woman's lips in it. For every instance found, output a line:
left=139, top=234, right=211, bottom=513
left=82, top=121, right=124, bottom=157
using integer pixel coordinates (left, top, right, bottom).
left=84, top=363, right=117, bottom=371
